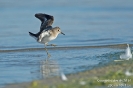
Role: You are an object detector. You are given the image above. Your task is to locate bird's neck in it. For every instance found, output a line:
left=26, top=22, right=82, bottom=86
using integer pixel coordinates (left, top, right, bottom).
left=50, top=30, right=58, bottom=37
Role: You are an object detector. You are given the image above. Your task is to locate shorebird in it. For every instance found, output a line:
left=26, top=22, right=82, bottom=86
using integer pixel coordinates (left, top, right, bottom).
left=29, top=13, right=65, bottom=57
left=120, top=44, right=132, bottom=60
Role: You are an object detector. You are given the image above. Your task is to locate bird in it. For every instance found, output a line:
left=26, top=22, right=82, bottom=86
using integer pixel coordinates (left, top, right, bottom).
left=120, top=44, right=132, bottom=60
left=29, top=13, right=65, bottom=57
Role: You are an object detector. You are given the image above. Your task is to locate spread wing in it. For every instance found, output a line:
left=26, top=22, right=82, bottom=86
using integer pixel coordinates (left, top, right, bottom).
left=35, top=13, right=54, bottom=33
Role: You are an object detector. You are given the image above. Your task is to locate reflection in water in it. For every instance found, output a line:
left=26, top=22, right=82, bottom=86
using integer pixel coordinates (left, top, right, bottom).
left=40, top=57, right=68, bottom=81
left=40, top=58, right=60, bottom=78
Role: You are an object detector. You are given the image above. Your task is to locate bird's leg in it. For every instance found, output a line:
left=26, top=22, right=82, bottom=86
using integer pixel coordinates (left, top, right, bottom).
left=44, top=45, right=51, bottom=58
left=47, top=44, right=57, bottom=47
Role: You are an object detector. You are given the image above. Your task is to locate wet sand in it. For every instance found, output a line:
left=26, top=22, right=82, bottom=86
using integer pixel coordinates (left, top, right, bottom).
left=0, top=44, right=132, bottom=53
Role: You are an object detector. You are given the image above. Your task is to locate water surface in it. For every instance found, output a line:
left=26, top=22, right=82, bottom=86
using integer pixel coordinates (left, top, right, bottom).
left=0, top=0, right=133, bottom=87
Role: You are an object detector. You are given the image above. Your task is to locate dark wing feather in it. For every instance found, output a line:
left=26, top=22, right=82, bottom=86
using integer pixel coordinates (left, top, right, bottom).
left=35, top=13, right=54, bottom=33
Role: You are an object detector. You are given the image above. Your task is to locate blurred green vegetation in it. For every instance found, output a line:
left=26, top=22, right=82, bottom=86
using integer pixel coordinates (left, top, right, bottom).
left=26, top=60, right=133, bottom=88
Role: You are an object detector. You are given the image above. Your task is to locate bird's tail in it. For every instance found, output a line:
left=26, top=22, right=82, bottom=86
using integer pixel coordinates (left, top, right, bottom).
left=29, top=32, right=38, bottom=40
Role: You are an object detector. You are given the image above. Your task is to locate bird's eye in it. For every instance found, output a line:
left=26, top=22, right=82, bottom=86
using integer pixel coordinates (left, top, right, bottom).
left=58, top=30, right=60, bottom=31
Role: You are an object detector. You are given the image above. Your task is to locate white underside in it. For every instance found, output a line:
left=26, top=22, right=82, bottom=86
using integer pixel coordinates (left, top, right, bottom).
left=38, top=31, right=57, bottom=44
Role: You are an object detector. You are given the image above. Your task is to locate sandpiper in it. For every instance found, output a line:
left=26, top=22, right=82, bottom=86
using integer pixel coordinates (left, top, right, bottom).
left=29, top=13, right=65, bottom=57
left=120, top=44, right=132, bottom=60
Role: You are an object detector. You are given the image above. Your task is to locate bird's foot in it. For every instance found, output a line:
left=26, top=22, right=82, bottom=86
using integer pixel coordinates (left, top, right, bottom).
left=47, top=44, right=57, bottom=47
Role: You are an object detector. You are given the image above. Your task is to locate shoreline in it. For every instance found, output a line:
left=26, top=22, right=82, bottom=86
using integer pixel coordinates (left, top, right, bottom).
left=4, top=60, right=133, bottom=88
left=0, top=43, right=132, bottom=53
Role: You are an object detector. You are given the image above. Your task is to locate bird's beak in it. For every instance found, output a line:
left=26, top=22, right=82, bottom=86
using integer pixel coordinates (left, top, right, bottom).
left=61, top=32, right=65, bottom=35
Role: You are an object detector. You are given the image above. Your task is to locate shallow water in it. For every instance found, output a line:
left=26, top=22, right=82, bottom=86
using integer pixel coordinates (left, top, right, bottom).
left=0, top=0, right=133, bottom=87
left=0, top=46, right=123, bottom=86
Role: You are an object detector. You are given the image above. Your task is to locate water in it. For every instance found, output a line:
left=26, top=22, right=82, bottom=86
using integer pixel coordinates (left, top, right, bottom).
left=0, top=0, right=133, bottom=87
